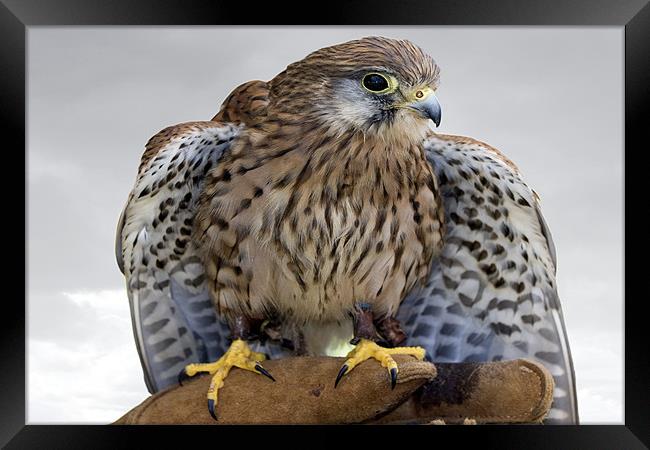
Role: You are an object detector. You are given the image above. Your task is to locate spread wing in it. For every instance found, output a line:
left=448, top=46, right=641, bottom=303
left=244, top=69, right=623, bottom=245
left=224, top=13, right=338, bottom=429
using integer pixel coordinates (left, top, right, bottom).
left=398, top=133, right=578, bottom=424
left=116, top=121, right=242, bottom=393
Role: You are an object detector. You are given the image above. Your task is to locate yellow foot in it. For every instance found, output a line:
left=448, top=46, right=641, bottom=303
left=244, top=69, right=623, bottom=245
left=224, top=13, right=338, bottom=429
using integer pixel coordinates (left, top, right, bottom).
left=334, top=338, right=425, bottom=389
left=178, top=339, right=274, bottom=420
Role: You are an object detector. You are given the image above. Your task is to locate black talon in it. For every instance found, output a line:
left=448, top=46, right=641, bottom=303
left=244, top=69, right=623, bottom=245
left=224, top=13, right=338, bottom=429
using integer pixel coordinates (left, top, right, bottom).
left=390, top=368, right=398, bottom=390
left=334, top=365, right=349, bottom=388
left=255, top=364, right=276, bottom=382
left=207, top=399, right=218, bottom=421
left=178, top=368, right=192, bottom=386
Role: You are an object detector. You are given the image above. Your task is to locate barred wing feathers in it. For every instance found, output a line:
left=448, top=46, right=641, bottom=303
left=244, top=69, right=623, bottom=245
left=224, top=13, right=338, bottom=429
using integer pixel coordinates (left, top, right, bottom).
left=398, top=134, right=578, bottom=424
left=116, top=122, right=241, bottom=393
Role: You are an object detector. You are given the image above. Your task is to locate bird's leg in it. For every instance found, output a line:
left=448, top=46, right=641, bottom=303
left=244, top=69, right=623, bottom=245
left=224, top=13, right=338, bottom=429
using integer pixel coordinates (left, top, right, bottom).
left=349, top=302, right=377, bottom=344
left=375, top=316, right=407, bottom=347
left=335, top=303, right=425, bottom=389
left=178, top=315, right=275, bottom=420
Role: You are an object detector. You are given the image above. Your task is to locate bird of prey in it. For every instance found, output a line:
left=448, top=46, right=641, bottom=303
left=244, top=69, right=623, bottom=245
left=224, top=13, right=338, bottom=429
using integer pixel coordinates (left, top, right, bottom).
left=116, top=36, right=578, bottom=424
left=117, top=37, right=444, bottom=419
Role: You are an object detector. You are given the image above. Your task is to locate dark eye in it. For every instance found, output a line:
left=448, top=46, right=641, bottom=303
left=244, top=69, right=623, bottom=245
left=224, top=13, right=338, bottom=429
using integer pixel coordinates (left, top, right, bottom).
left=362, top=73, right=390, bottom=93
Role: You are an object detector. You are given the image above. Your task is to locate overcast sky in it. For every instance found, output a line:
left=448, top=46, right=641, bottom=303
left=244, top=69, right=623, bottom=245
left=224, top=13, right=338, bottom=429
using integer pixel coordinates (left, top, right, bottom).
left=27, top=27, right=623, bottom=424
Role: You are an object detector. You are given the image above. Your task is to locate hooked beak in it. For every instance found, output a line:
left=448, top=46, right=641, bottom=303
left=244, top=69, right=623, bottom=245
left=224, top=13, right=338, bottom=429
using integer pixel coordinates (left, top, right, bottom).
left=407, top=90, right=442, bottom=127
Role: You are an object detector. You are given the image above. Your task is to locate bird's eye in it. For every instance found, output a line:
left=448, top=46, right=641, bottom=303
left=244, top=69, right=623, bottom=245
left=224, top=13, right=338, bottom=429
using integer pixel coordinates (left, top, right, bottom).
left=362, top=73, right=391, bottom=93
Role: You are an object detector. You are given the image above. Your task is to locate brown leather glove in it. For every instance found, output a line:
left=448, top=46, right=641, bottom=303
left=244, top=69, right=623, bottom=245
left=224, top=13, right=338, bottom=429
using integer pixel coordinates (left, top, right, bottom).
left=114, top=356, right=553, bottom=425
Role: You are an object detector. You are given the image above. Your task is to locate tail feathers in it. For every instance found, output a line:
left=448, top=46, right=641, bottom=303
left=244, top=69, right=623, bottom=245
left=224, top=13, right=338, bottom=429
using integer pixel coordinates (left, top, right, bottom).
left=399, top=287, right=578, bottom=423
left=406, top=317, right=577, bottom=423
left=129, top=286, right=192, bottom=392
left=169, top=278, right=230, bottom=363
left=128, top=270, right=229, bottom=393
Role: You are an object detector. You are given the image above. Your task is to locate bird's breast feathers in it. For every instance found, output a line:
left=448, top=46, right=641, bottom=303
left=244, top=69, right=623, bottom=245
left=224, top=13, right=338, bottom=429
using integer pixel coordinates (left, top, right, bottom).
left=197, top=129, right=445, bottom=324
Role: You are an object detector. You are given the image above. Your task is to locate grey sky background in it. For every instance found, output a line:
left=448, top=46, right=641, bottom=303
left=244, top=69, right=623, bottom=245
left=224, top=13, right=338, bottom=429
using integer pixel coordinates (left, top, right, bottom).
left=27, top=27, right=623, bottom=423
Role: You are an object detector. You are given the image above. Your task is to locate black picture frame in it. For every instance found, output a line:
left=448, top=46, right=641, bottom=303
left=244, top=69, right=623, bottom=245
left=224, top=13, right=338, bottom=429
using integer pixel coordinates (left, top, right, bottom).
left=3, top=0, right=646, bottom=447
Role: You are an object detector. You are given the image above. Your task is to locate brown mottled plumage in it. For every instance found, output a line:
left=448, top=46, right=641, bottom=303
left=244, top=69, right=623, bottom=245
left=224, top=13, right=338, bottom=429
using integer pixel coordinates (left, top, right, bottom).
left=118, top=37, right=445, bottom=417
left=119, top=37, right=577, bottom=423
left=195, top=37, right=445, bottom=353
left=212, top=80, right=269, bottom=125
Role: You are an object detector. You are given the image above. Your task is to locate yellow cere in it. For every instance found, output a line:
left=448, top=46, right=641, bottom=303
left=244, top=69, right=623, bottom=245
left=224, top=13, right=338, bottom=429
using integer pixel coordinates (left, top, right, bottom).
left=412, top=86, right=434, bottom=102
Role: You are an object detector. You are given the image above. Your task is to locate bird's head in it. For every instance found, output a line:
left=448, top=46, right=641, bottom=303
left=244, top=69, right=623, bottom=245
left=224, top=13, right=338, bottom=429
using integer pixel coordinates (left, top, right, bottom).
left=269, top=36, right=441, bottom=142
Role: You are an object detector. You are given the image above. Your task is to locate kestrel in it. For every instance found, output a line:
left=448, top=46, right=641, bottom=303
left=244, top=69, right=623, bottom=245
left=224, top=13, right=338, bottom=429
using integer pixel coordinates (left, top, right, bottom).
left=116, top=36, right=577, bottom=424
left=117, top=37, right=444, bottom=420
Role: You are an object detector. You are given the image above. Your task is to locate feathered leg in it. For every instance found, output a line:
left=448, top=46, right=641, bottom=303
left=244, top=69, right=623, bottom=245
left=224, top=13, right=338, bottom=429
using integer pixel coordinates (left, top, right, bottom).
left=375, top=316, right=408, bottom=348
left=335, top=303, right=426, bottom=389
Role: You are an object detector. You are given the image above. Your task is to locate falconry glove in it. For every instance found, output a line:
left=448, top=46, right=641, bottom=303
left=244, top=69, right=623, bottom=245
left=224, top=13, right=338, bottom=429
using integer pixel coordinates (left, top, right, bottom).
left=114, top=356, right=554, bottom=425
